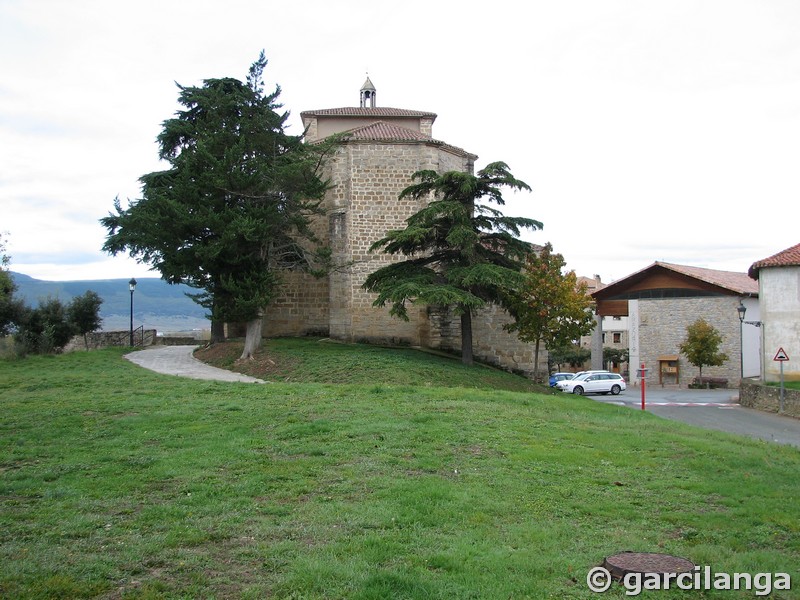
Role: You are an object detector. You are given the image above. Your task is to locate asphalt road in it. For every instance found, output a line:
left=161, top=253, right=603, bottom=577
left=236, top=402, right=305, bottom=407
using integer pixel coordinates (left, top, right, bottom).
left=589, top=385, right=800, bottom=448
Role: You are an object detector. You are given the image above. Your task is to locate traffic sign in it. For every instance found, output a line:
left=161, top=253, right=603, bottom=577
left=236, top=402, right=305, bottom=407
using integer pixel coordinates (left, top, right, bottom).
left=774, top=347, right=790, bottom=362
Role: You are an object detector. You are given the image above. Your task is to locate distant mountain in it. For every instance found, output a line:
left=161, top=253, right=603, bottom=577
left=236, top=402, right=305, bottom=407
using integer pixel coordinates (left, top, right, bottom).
left=10, top=272, right=210, bottom=334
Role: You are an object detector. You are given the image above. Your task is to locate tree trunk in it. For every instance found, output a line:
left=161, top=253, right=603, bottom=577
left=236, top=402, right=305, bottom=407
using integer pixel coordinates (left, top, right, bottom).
left=460, top=309, right=473, bottom=366
left=533, top=338, right=541, bottom=383
left=210, top=319, right=226, bottom=344
left=83, top=333, right=89, bottom=351
left=240, top=316, right=264, bottom=360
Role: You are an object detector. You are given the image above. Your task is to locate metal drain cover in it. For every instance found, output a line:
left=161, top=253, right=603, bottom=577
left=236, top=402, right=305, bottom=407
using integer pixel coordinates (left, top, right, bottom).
left=603, top=552, right=695, bottom=580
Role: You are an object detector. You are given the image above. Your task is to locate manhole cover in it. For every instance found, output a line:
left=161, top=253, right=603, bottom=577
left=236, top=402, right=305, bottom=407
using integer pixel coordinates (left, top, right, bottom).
left=603, top=552, right=694, bottom=581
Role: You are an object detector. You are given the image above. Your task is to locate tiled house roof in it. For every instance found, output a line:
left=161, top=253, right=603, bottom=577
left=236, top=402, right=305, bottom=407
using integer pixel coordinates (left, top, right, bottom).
left=655, top=262, right=759, bottom=294
left=748, top=243, right=800, bottom=279
left=593, top=261, right=759, bottom=299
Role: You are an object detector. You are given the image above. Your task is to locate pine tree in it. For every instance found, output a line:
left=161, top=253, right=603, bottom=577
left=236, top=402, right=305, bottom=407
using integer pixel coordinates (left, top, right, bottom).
left=102, top=52, right=332, bottom=358
left=363, top=162, right=541, bottom=365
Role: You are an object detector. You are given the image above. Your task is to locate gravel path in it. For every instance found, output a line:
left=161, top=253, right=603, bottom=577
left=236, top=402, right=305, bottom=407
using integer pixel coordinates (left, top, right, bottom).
left=124, top=345, right=265, bottom=383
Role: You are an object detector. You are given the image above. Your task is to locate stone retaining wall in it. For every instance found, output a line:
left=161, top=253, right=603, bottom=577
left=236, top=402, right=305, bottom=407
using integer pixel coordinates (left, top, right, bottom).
left=739, top=379, right=800, bottom=419
left=64, top=330, right=198, bottom=352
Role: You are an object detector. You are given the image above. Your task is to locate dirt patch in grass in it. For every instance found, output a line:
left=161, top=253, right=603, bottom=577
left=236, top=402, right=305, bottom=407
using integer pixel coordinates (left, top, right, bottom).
left=194, top=341, right=299, bottom=381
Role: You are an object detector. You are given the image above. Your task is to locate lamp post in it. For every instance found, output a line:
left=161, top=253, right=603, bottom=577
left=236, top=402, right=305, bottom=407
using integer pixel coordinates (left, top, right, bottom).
left=129, top=278, right=137, bottom=346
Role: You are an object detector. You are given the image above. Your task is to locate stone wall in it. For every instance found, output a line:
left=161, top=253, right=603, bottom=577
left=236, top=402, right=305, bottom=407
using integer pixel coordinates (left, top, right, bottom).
left=739, top=379, right=800, bottom=418
left=262, top=271, right=330, bottom=337
left=258, top=124, right=545, bottom=377
left=431, top=304, right=546, bottom=379
left=64, top=329, right=158, bottom=351
left=263, top=139, right=477, bottom=347
left=636, top=296, right=742, bottom=386
left=334, top=142, right=438, bottom=344
left=64, top=329, right=201, bottom=351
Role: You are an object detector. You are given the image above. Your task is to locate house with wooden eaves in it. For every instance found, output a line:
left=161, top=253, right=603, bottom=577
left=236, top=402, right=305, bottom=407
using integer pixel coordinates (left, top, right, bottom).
left=591, top=262, right=759, bottom=387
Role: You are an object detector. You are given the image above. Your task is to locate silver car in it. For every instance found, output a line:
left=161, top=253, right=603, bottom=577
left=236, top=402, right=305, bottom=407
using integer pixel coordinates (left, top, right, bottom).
left=556, top=372, right=626, bottom=395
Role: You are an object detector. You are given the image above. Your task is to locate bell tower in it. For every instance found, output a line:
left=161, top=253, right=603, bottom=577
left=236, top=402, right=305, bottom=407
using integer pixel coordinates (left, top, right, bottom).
left=360, top=75, right=376, bottom=108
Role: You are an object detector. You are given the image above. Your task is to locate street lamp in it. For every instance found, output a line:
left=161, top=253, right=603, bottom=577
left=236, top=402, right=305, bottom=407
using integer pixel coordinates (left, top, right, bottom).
left=129, top=278, right=137, bottom=346
left=737, top=302, right=762, bottom=327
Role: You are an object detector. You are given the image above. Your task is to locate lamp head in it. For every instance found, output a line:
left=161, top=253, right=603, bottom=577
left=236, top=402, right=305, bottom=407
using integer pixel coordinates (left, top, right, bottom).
left=737, top=301, right=746, bottom=323
left=129, top=278, right=137, bottom=292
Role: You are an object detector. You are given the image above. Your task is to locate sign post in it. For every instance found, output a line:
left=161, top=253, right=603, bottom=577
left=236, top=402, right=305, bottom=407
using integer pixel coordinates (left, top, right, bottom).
left=773, top=348, right=789, bottom=413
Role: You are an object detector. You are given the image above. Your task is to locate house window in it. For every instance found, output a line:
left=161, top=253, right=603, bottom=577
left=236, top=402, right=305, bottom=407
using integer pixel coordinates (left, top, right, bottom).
left=613, top=332, right=621, bottom=344
left=602, top=333, right=606, bottom=343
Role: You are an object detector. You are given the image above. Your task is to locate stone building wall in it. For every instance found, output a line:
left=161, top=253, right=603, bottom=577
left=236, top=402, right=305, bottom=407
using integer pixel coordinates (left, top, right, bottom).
left=431, top=304, right=546, bottom=378
left=261, top=271, right=330, bottom=337
left=337, top=142, right=437, bottom=344
left=259, top=110, right=544, bottom=377
left=637, top=296, right=742, bottom=386
left=263, top=139, right=478, bottom=346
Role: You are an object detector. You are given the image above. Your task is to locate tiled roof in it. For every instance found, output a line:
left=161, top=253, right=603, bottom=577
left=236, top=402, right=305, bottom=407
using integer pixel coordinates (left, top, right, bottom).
left=655, top=262, right=758, bottom=294
left=342, top=121, right=431, bottom=142
left=301, top=107, right=437, bottom=119
left=592, top=261, right=758, bottom=298
left=339, top=121, right=477, bottom=159
left=577, top=276, right=606, bottom=292
left=748, top=243, right=800, bottom=279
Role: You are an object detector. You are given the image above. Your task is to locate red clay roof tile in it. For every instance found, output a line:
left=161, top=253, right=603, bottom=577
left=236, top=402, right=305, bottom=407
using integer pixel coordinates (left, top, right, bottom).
left=748, top=243, right=800, bottom=279
left=338, top=121, right=477, bottom=159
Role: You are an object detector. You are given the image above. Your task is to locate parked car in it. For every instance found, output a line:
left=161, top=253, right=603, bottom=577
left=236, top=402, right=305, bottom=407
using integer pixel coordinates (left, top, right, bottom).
left=556, top=372, right=626, bottom=395
left=548, top=372, right=574, bottom=387
left=571, top=369, right=610, bottom=379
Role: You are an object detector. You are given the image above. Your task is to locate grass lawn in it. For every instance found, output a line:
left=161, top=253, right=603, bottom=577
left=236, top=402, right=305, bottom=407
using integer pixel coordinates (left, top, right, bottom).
left=1, top=340, right=798, bottom=599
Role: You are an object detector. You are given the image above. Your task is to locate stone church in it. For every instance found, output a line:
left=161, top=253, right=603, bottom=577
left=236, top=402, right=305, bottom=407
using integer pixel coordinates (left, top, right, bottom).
left=261, top=78, right=543, bottom=377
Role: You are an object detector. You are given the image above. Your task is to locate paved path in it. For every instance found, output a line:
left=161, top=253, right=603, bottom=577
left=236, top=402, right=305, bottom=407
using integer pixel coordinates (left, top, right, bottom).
left=124, top=345, right=265, bottom=383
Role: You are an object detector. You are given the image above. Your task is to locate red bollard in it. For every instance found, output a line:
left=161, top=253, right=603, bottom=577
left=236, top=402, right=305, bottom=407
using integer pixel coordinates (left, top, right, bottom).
left=639, top=362, right=647, bottom=411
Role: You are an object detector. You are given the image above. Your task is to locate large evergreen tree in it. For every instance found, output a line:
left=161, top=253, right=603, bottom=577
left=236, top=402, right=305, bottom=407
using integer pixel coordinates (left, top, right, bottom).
left=101, top=53, right=331, bottom=358
left=363, top=162, right=541, bottom=365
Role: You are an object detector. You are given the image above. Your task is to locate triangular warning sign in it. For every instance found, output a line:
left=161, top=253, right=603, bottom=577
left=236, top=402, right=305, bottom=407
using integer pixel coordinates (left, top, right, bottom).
left=774, top=347, right=790, bottom=361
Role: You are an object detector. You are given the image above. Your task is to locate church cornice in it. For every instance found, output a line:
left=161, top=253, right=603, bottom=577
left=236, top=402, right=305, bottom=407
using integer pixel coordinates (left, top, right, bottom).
left=301, top=107, right=437, bottom=120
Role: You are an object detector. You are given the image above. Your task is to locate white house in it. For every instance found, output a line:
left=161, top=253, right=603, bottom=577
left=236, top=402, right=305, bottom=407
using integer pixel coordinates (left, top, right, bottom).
left=748, top=243, right=800, bottom=383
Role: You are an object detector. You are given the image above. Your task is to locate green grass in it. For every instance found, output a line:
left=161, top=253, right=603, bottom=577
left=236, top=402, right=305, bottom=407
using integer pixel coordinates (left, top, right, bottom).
left=194, top=337, right=548, bottom=392
left=1, top=343, right=799, bottom=599
left=771, top=380, right=800, bottom=391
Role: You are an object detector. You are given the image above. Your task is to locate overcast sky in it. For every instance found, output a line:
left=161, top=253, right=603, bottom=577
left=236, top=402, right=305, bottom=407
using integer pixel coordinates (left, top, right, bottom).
left=2, top=0, right=798, bottom=284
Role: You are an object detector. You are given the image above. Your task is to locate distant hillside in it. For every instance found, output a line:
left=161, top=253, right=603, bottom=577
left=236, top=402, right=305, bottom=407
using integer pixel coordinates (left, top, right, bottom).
left=10, top=272, right=209, bottom=334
